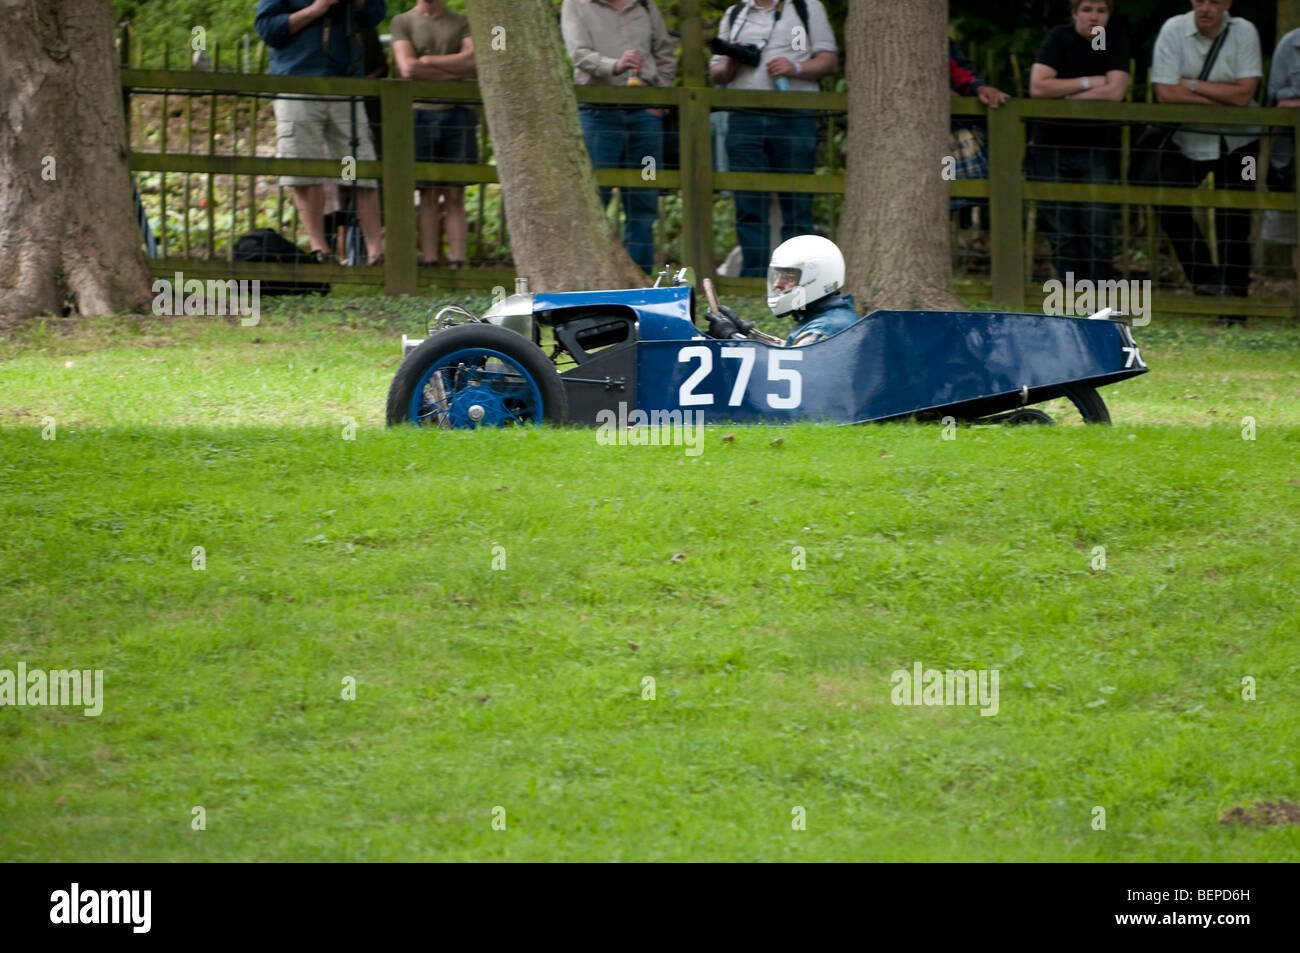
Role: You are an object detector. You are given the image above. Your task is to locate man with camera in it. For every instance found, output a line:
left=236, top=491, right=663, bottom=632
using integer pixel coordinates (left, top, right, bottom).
left=708, top=0, right=839, bottom=278
left=560, top=0, right=678, bottom=274
left=255, top=0, right=388, bottom=266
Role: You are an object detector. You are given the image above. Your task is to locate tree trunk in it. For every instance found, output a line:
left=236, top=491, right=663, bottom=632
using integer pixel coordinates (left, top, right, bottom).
left=465, top=0, right=648, bottom=291
left=837, top=0, right=962, bottom=312
left=0, top=1, right=152, bottom=322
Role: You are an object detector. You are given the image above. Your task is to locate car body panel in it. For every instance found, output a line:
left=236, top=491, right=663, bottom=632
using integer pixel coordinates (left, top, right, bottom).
left=397, top=284, right=1148, bottom=426
left=635, top=308, right=1147, bottom=423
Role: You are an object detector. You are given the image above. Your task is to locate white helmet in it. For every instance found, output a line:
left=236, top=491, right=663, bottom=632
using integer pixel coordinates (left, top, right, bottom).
left=767, top=235, right=845, bottom=317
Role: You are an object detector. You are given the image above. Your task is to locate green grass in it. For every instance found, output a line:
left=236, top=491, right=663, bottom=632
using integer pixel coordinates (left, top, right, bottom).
left=2, top=303, right=1299, bottom=861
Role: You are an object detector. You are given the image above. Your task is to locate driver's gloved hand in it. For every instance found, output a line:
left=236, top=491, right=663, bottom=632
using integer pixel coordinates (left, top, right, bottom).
left=706, top=305, right=745, bottom=339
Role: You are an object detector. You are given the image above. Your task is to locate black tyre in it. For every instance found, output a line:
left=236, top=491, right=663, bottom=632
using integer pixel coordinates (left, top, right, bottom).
left=1054, top=383, right=1111, bottom=424
left=386, top=323, right=568, bottom=428
left=1002, top=408, right=1056, bottom=425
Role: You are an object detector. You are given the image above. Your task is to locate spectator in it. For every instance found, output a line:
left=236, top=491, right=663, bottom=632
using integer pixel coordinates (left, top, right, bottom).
left=1027, top=0, right=1131, bottom=285
left=391, top=0, right=478, bottom=269
left=950, top=39, right=1010, bottom=111
left=255, top=0, right=388, bottom=266
left=1149, top=0, right=1262, bottom=311
left=709, top=0, right=838, bottom=278
left=949, top=39, right=1009, bottom=219
left=560, top=0, right=677, bottom=274
left=1262, top=27, right=1300, bottom=267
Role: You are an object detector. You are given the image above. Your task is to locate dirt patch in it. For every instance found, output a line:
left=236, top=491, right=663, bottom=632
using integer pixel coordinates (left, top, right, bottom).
left=1219, top=800, right=1300, bottom=827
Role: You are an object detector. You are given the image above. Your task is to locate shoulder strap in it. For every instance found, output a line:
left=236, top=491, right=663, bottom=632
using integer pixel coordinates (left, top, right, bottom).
left=1199, top=23, right=1230, bottom=81
left=725, top=2, right=808, bottom=42
left=773, top=0, right=811, bottom=34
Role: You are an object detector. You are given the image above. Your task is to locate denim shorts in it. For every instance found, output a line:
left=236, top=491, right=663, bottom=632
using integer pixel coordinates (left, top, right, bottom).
left=414, top=106, right=480, bottom=187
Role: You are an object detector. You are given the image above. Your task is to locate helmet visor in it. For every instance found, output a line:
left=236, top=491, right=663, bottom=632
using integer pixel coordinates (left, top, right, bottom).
left=768, top=266, right=802, bottom=299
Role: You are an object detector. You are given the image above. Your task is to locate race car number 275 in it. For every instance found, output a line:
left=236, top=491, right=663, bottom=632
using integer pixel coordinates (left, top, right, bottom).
left=677, top=345, right=802, bottom=410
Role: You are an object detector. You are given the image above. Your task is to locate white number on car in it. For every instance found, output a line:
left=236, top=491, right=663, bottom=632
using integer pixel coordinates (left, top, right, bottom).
left=766, top=351, right=803, bottom=409
left=1119, top=324, right=1145, bottom=369
left=720, top=347, right=756, bottom=406
left=678, top=346, right=714, bottom=406
left=677, top=345, right=804, bottom=409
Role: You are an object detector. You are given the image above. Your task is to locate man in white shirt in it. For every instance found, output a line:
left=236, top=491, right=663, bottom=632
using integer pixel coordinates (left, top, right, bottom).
left=708, top=0, right=838, bottom=277
left=1149, top=0, right=1263, bottom=304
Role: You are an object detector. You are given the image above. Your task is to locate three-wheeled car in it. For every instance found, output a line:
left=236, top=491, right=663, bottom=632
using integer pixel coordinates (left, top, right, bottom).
left=386, top=271, right=1147, bottom=428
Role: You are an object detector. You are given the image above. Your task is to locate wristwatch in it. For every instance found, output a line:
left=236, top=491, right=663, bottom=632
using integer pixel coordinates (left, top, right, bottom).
left=1188, top=80, right=1199, bottom=93
left=1079, top=76, right=1091, bottom=91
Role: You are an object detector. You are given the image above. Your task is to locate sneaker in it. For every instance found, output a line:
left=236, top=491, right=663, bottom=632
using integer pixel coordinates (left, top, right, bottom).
left=311, top=249, right=333, bottom=265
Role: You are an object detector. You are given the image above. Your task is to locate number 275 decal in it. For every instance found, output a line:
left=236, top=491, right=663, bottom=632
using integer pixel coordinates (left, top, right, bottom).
left=677, top=345, right=803, bottom=409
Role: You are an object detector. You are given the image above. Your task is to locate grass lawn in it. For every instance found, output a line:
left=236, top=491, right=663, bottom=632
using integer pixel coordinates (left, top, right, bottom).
left=1, top=299, right=1298, bottom=861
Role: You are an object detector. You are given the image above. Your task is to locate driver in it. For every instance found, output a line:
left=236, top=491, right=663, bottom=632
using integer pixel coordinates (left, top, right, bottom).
left=706, top=235, right=860, bottom=346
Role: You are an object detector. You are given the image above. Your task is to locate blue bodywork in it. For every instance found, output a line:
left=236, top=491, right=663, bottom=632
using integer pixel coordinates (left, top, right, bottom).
left=529, top=286, right=1147, bottom=424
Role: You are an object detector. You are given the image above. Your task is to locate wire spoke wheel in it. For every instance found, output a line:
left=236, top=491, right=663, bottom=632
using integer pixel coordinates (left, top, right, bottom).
left=387, top=323, right=567, bottom=428
left=412, top=349, right=541, bottom=428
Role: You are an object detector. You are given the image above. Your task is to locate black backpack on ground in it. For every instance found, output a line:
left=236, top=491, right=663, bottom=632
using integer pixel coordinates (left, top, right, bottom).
left=231, top=228, right=330, bottom=297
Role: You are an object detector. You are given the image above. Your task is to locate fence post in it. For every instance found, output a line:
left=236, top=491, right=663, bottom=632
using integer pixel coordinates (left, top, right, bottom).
left=1294, top=117, right=1300, bottom=324
left=676, top=0, right=712, bottom=281
left=988, top=98, right=1025, bottom=310
left=680, top=0, right=705, bottom=87
left=381, top=79, right=417, bottom=295
left=679, top=87, right=714, bottom=283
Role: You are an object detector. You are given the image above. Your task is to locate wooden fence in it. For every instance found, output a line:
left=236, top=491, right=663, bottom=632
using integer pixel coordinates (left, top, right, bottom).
left=120, top=23, right=1300, bottom=320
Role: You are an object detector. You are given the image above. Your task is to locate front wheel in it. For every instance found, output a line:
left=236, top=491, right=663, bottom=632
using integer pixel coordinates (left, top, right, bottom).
left=386, top=323, right=568, bottom=428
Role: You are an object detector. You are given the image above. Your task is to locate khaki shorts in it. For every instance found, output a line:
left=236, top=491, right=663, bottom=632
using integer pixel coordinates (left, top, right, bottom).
left=274, top=96, right=378, bottom=188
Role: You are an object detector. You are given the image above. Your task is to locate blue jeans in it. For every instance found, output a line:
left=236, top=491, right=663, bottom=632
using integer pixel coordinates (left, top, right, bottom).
left=725, top=110, right=819, bottom=277
left=579, top=107, right=663, bottom=272
left=1027, top=143, right=1118, bottom=283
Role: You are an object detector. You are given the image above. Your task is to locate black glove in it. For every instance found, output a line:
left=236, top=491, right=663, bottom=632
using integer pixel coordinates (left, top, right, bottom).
left=706, top=304, right=745, bottom=340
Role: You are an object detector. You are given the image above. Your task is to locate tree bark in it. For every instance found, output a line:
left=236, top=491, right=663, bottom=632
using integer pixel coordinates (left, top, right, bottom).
left=837, top=0, right=963, bottom=312
left=0, top=1, right=153, bottom=322
left=465, top=0, right=649, bottom=292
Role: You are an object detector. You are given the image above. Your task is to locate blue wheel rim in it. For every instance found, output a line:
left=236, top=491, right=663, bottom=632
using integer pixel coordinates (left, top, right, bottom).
left=408, top=347, right=545, bottom=428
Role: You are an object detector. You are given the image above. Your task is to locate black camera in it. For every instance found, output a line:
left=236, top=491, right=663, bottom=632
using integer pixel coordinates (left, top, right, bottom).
left=707, top=37, right=762, bottom=68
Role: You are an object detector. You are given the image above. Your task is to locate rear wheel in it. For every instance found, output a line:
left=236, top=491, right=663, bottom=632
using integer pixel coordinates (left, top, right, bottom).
left=1055, top=383, right=1111, bottom=424
left=386, top=323, right=567, bottom=428
left=976, top=407, right=1056, bottom=425
left=966, top=384, right=1110, bottom=426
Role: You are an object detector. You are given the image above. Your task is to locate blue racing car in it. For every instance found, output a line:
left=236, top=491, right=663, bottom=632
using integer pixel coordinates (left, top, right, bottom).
left=386, top=270, right=1147, bottom=429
